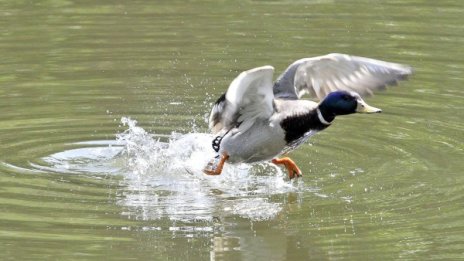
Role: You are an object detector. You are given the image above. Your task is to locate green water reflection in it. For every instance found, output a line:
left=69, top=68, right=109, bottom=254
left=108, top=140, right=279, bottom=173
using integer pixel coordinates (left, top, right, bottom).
left=1, top=0, right=463, bottom=260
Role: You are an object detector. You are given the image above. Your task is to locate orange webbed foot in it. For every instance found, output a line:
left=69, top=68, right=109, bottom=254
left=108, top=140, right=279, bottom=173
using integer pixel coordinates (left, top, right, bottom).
left=203, top=154, right=229, bottom=175
left=272, top=157, right=302, bottom=179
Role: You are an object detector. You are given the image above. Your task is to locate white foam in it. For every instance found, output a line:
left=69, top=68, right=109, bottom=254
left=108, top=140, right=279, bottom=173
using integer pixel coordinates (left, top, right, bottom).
left=116, top=117, right=301, bottom=221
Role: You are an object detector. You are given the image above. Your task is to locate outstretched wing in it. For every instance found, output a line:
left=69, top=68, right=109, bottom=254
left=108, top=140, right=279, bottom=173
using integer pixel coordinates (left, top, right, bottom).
left=273, top=53, right=413, bottom=100
left=209, top=66, right=275, bottom=134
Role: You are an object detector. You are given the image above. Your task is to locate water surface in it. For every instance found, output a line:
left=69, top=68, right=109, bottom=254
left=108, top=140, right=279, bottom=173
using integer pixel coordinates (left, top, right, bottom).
left=1, top=0, right=463, bottom=260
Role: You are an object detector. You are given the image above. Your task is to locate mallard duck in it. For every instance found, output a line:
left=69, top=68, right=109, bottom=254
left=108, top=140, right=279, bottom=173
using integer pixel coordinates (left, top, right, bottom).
left=203, top=53, right=412, bottom=179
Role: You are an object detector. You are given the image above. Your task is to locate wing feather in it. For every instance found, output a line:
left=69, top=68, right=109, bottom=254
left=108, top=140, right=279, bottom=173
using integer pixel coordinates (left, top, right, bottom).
left=274, top=53, right=413, bottom=100
left=208, top=66, right=275, bottom=134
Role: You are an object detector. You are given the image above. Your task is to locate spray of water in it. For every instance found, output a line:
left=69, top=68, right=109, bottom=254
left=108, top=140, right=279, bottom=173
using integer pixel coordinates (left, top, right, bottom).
left=116, top=117, right=303, bottom=221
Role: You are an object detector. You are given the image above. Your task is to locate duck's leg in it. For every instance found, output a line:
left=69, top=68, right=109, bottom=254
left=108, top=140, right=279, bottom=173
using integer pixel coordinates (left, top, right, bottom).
left=272, top=157, right=302, bottom=179
left=203, top=153, right=229, bottom=175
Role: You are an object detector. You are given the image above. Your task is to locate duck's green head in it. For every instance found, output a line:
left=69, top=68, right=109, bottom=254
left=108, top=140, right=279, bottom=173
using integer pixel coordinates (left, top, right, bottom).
left=319, top=91, right=381, bottom=118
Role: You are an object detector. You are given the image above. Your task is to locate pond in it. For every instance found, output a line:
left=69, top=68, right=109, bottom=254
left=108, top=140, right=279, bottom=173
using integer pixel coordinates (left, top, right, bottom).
left=1, top=0, right=463, bottom=260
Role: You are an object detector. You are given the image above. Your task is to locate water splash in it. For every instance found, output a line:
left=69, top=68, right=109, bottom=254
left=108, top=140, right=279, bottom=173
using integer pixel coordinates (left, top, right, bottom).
left=116, top=117, right=301, bottom=221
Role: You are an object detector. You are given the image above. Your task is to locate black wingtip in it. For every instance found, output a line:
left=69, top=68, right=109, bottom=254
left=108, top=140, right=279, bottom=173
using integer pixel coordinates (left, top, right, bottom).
left=215, top=92, right=226, bottom=105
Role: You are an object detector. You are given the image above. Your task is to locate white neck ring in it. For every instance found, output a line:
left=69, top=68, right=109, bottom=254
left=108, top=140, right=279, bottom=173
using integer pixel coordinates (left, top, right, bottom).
left=317, top=108, right=332, bottom=125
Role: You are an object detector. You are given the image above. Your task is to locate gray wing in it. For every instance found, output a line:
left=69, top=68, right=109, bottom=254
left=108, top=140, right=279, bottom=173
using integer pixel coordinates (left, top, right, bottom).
left=273, top=53, right=413, bottom=100
left=209, top=66, right=275, bottom=134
